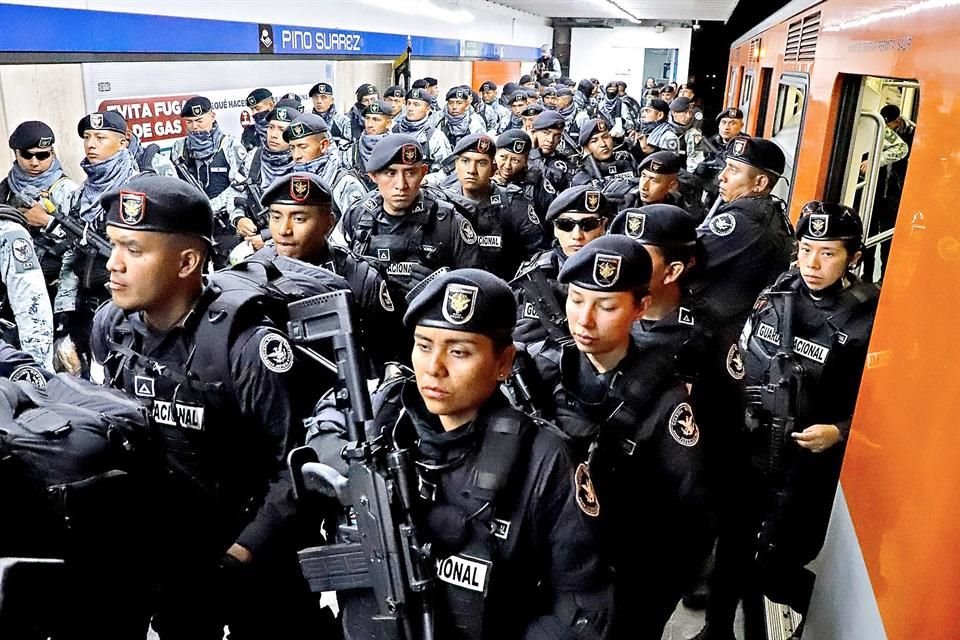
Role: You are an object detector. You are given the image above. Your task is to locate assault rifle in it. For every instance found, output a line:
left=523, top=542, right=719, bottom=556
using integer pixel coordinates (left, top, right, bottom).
left=9, top=193, right=111, bottom=260
left=510, top=264, right=572, bottom=345
left=286, top=290, right=435, bottom=640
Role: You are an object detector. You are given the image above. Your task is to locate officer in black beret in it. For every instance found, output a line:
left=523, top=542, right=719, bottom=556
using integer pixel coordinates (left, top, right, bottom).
left=621, top=150, right=684, bottom=211
left=441, top=134, right=543, bottom=278
left=695, top=202, right=878, bottom=640
left=307, top=81, right=351, bottom=147
left=528, top=110, right=573, bottom=203
left=632, top=97, right=681, bottom=158
left=519, top=233, right=711, bottom=639
left=90, top=174, right=330, bottom=638
left=689, top=107, right=749, bottom=204
left=382, top=84, right=407, bottom=115
left=306, top=267, right=612, bottom=639
left=503, top=90, right=529, bottom=132
left=519, top=103, right=545, bottom=131
left=511, top=186, right=615, bottom=346
left=391, top=88, right=453, bottom=177
left=344, top=100, right=398, bottom=188
left=344, top=83, right=380, bottom=144
left=337, top=134, right=479, bottom=326
left=242, top=87, right=275, bottom=150
left=242, top=98, right=298, bottom=202
left=440, top=86, right=486, bottom=149
left=493, top=129, right=533, bottom=186
left=571, top=119, right=638, bottom=210
left=477, top=81, right=509, bottom=136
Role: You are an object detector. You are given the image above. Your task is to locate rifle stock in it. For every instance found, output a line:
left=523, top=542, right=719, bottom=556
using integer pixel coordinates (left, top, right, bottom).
left=10, top=192, right=112, bottom=260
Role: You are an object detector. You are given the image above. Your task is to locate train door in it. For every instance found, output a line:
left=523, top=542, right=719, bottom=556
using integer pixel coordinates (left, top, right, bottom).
left=754, top=67, right=773, bottom=137
left=727, top=65, right=740, bottom=111
left=826, top=75, right=920, bottom=284
left=769, top=73, right=809, bottom=208
left=739, top=69, right=755, bottom=130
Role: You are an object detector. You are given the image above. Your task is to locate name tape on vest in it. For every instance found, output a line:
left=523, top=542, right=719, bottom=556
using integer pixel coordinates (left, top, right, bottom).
left=756, top=322, right=830, bottom=364
left=153, top=400, right=205, bottom=430
left=435, top=554, right=491, bottom=594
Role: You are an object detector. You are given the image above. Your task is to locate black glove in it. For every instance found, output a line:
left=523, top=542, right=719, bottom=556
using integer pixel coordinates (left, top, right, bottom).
left=394, top=263, right=441, bottom=300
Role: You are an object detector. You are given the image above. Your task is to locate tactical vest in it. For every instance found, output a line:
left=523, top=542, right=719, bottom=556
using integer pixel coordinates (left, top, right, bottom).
left=67, top=198, right=110, bottom=296
left=180, top=138, right=232, bottom=199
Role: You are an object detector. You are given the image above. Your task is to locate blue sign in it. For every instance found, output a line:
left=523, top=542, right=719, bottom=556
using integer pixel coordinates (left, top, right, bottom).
left=0, top=4, right=537, bottom=60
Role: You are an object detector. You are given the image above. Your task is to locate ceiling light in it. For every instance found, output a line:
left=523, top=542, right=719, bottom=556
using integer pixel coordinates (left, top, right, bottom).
left=358, top=0, right=473, bottom=24
left=586, top=0, right=643, bottom=24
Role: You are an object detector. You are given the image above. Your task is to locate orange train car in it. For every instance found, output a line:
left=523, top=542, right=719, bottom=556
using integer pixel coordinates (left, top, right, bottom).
left=728, top=1, right=959, bottom=638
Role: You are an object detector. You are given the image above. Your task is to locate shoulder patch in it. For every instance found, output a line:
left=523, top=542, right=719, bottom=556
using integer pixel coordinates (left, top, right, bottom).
left=574, top=462, right=600, bottom=517
left=554, top=160, right=568, bottom=173
left=379, top=280, right=395, bottom=312
left=258, top=333, right=294, bottom=373
left=678, top=306, right=694, bottom=326
left=668, top=402, right=699, bottom=447
left=665, top=138, right=679, bottom=151
left=489, top=193, right=502, bottom=206
left=527, top=205, right=540, bottom=226
left=363, top=198, right=377, bottom=211
left=459, top=218, right=478, bottom=245
left=709, top=213, right=736, bottom=237
left=9, top=364, right=46, bottom=389
left=542, top=178, right=556, bottom=195
left=725, top=343, right=745, bottom=380
left=11, top=237, right=36, bottom=264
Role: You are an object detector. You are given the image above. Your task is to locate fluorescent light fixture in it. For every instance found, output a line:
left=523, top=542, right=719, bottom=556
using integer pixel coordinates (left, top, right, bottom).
left=586, top=0, right=643, bottom=23
left=358, top=0, right=474, bottom=24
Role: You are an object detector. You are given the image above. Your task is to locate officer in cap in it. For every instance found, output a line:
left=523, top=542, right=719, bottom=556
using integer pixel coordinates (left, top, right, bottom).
left=492, top=129, right=533, bottom=187
left=391, top=88, right=453, bottom=179
left=240, top=99, right=299, bottom=232
left=694, top=203, right=878, bottom=640
left=341, top=83, right=379, bottom=144
left=669, top=97, right=703, bottom=164
left=440, top=86, right=487, bottom=149
left=382, top=84, right=407, bottom=116
left=519, top=103, right=545, bottom=133
left=596, top=80, right=636, bottom=139
left=2, top=120, right=80, bottom=298
left=633, top=97, right=681, bottom=157
left=555, top=85, right=588, bottom=140
left=242, top=87, right=275, bottom=150
left=56, top=110, right=139, bottom=372
left=571, top=119, right=639, bottom=209
left=511, top=185, right=615, bottom=346
left=478, top=80, right=510, bottom=136
left=169, top=96, right=248, bottom=267
left=305, top=267, right=612, bottom=639
left=337, top=134, right=479, bottom=320
left=91, top=174, right=328, bottom=638
left=308, top=81, right=351, bottom=149
left=281, top=112, right=367, bottom=221
left=528, top=110, right=574, bottom=204
left=344, top=100, right=398, bottom=187
left=690, top=107, right=748, bottom=202
left=503, top=90, right=529, bottom=132
left=442, top=134, right=543, bottom=278
left=519, top=234, right=711, bottom=640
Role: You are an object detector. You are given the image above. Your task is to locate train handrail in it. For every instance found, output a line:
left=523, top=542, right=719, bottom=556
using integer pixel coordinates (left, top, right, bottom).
left=857, top=110, right=887, bottom=242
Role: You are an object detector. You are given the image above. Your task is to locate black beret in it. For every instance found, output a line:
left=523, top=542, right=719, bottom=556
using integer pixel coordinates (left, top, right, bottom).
left=609, top=205, right=697, bottom=246
left=496, top=130, right=532, bottom=155
left=9, top=121, right=55, bottom=150
left=520, top=103, right=545, bottom=118
left=716, top=107, right=744, bottom=122
left=546, top=185, right=616, bottom=221
left=181, top=96, right=212, bottom=118
left=246, top=88, right=272, bottom=108
left=643, top=98, right=670, bottom=114
left=577, top=79, right=595, bottom=95
left=555, top=87, right=574, bottom=98
left=445, top=87, right=471, bottom=101
left=366, top=134, right=425, bottom=172
left=578, top=118, right=611, bottom=146
left=880, top=104, right=901, bottom=123
left=725, top=137, right=786, bottom=176
left=479, top=80, right=497, bottom=92
left=541, top=86, right=558, bottom=98
left=362, top=100, right=395, bottom=117
left=309, top=82, right=334, bottom=97
left=280, top=92, right=303, bottom=107
left=423, top=77, right=438, bottom=87
left=451, top=134, right=496, bottom=158
left=102, top=174, right=213, bottom=242
left=404, top=268, right=516, bottom=341
left=384, top=85, right=405, bottom=98
left=532, top=110, right=565, bottom=131
left=508, top=91, right=528, bottom=106
left=266, top=101, right=300, bottom=124
left=356, top=84, right=379, bottom=100
left=524, top=89, right=539, bottom=100
left=519, top=74, right=534, bottom=85
left=406, top=88, right=431, bottom=102
left=558, top=77, right=576, bottom=87
left=283, top=113, right=329, bottom=141
left=638, top=151, right=682, bottom=175
left=669, top=97, right=692, bottom=112
left=502, top=82, right=520, bottom=96
left=262, top=172, right=332, bottom=207
left=795, top=201, right=863, bottom=242
left=558, top=235, right=652, bottom=292
left=77, top=111, right=127, bottom=137
left=412, top=79, right=428, bottom=89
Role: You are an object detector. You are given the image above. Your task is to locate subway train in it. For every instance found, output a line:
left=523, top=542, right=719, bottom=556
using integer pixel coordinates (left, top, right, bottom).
left=728, top=0, right=959, bottom=638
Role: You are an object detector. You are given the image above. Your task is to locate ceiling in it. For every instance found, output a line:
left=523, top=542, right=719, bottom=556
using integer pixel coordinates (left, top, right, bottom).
left=489, top=0, right=740, bottom=23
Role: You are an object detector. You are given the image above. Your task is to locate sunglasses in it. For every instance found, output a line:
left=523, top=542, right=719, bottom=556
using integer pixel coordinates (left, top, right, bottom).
left=18, top=150, right=52, bottom=161
left=554, top=216, right=604, bottom=232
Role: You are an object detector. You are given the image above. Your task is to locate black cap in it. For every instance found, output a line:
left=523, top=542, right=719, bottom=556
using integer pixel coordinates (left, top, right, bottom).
left=578, top=118, right=610, bottom=146
left=181, top=96, right=212, bottom=118
left=280, top=93, right=303, bottom=108
left=609, top=205, right=697, bottom=246
left=267, top=101, right=300, bottom=124
left=716, top=107, right=744, bottom=122
left=496, top=130, right=532, bottom=155
left=795, top=201, right=863, bottom=242
left=643, top=98, right=670, bottom=114
left=451, top=134, right=496, bottom=158
left=519, top=74, right=534, bottom=85
left=558, top=235, right=652, bottom=292
left=479, top=80, right=497, bottom=92
left=355, top=84, right=378, bottom=101
left=524, top=89, right=539, bottom=100
left=9, top=121, right=55, bottom=150
left=725, top=137, right=786, bottom=176
left=520, top=103, right=545, bottom=118
left=406, top=88, right=431, bottom=103
left=423, top=77, right=438, bottom=87
left=445, top=87, right=471, bottom=101
left=555, top=87, right=574, bottom=98
left=502, top=82, right=520, bottom=96
left=102, top=174, right=213, bottom=242
left=283, top=113, right=329, bottom=142
left=541, top=86, right=558, bottom=98
left=404, top=268, right=516, bottom=341
left=669, top=97, right=691, bottom=112
left=880, top=104, right=901, bottom=123
left=532, top=110, right=565, bottom=131
left=384, top=85, right=405, bottom=98
left=246, top=88, right=273, bottom=108
left=546, top=185, right=616, bottom=221
left=366, top=134, right=425, bottom=172
left=309, top=82, right=334, bottom=97
left=508, top=91, right=528, bottom=106
left=412, top=79, right=428, bottom=89
left=262, top=172, right=332, bottom=207
left=638, top=151, right=682, bottom=175
left=77, top=111, right=127, bottom=137
left=363, top=100, right=395, bottom=117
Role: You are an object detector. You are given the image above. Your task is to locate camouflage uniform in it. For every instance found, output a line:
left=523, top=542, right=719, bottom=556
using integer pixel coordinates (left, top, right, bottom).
left=0, top=217, right=54, bottom=368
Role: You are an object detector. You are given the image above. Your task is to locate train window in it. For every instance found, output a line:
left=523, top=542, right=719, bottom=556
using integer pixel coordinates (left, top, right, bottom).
left=727, top=66, right=739, bottom=107
left=770, top=73, right=809, bottom=207
left=754, top=68, right=773, bottom=137
left=827, top=75, right=919, bottom=284
left=739, top=70, right=755, bottom=129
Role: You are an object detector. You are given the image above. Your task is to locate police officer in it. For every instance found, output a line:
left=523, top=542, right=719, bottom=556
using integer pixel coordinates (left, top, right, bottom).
left=533, top=43, right=563, bottom=83
left=555, top=86, right=588, bottom=141
left=574, top=79, right=596, bottom=121
left=493, top=129, right=533, bottom=187
left=529, top=110, right=574, bottom=197
left=440, top=86, right=487, bottom=148
left=91, top=174, right=325, bottom=639
left=571, top=119, right=638, bottom=209
left=503, top=90, right=528, bottom=132
left=519, top=102, right=545, bottom=133
left=170, top=96, right=248, bottom=267
left=283, top=112, right=367, bottom=220
left=520, top=234, right=712, bottom=640
left=690, top=107, right=748, bottom=204
left=694, top=203, right=879, bottom=640
left=512, top=186, right=614, bottom=346
left=1, top=121, right=79, bottom=294
left=632, top=97, right=681, bottom=157
left=337, top=134, right=479, bottom=314
left=596, top=80, right=635, bottom=139
left=241, top=100, right=297, bottom=224
left=242, top=87, right=275, bottom=150
left=308, top=81, right=351, bottom=149
left=344, top=100, right=395, bottom=187
left=444, top=134, right=543, bottom=279
left=306, top=268, right=613, bottom=639
left=477, top=80, right=508, bottom=136
left=624, top=150, right=704, bottom=220
left=383, top=84, right=407, bottom=116
left=669, top=97, right=703, bottom=163
left=391, top=88, right=453, bottom=179
left=344, top=83, right=380, bottom=143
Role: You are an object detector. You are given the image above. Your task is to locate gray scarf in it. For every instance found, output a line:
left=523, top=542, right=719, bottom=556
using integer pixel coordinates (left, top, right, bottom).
left=443, top=106, right=471, bottom=138
left=7, top=157, right=65, bottom=202
left=185, top=122, right=225, bottom=160
left=260, top=147, right=293, bottom=189
left=358, top=133, right=388, bottom=171
left=78, top=149, right=137, bottom=222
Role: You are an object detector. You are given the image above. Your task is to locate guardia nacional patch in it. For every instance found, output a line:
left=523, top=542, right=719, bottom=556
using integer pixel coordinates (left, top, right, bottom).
left=809, top=213, right=829, bottom=238
left=527, top=205, right=540, bottom=226
left=259, top=333, right=294, bottom=373
left=584, top=190, right=601, bottom=213
left=10, top=365, right=46, bottom=389
left=119, top=191, right=147, bottom=225
left=441, top=283, right=478, bottom=325
left=379, top=280, right=395, bottom=312
left=625, top=211, right=646, bottom=239
left=709, top=213, right=736, bottom=237
left=726, top=343, right=745, bottom=380
left=592, top=253, right=622, bottom=288
left=290, top=176, right=310, bottom=203
left=575, top=462, right=600, bottom=517
left=459, top=219, right=478, bottom=245
left=668, top=402, right=699, bottom=447
left=11, top=237, right=35, bottom=264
